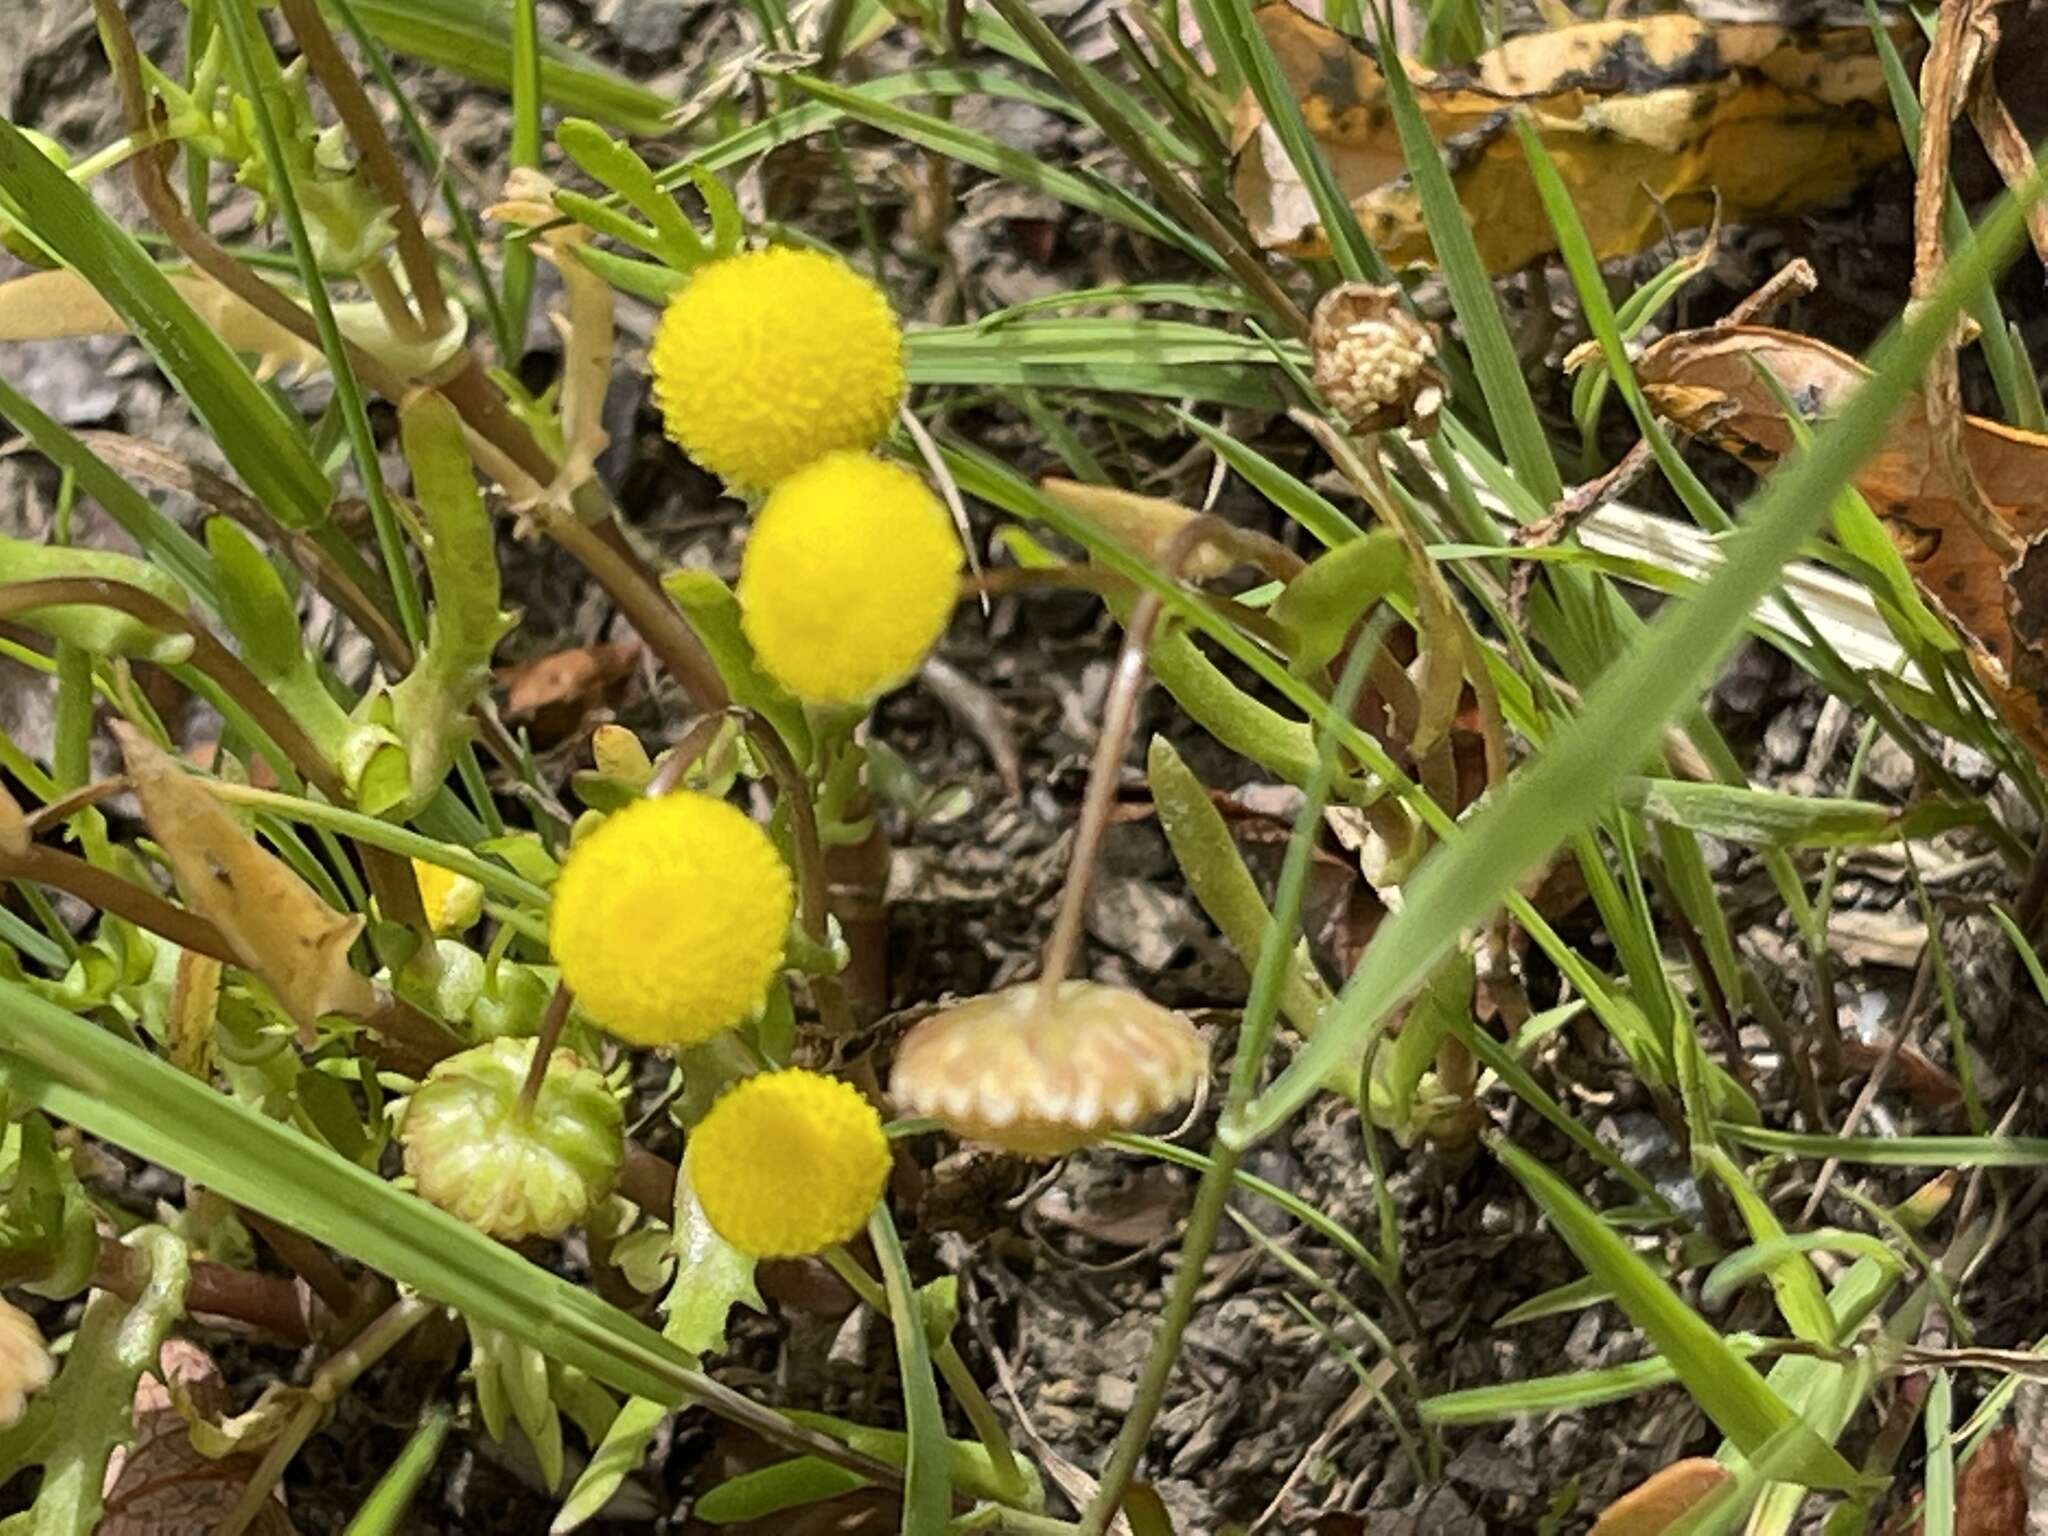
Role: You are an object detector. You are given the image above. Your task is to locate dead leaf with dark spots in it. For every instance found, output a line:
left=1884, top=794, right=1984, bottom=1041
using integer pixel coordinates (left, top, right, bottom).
left=1590, top=1457, right=1729, bottom=1535
left=1232, top=6, right=1908, bottom=273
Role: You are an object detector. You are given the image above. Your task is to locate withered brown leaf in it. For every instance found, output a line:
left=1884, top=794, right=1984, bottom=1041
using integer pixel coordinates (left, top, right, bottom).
left=1232, top=5, right=1908, bottom=274
left=113, top=723, right=376, bottom=1033
left=1637, top=323, right=2048, bottom=769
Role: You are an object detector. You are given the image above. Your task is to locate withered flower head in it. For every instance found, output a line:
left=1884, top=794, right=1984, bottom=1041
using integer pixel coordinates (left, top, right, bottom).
left=890, top=981, right=1209, bottom=1156
left=1310, top=283, right=1445, bottom=436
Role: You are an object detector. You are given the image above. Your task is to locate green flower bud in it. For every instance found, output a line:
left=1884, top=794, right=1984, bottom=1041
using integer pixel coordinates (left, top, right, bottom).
left=400, top=1039, right=622, bottom=1240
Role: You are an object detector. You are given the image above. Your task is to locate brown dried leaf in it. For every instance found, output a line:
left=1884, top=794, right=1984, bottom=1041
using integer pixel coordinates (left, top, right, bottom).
left=113, top=723, right=376, bottom=1033
left=1895, top=1424, right=2026, bottom=1535
left=1590, top=1457, right=1729, bottom=1535
left=99, top=1340, right=298, bottom=1536
left=1638, top=323, right=2048, bottom=770
left=496, top=638, right=643, bottom=741
left=1232, top=6, right=1907, bottom=273
left=0, top=269, right=325, bottom=382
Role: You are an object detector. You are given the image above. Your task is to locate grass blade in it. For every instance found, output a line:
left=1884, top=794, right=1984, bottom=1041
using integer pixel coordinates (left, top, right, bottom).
left=1491, top=1138, right=1857, bottom=1487
left=1722, top=1128, right=2048, bottom=1167
left=1232, top=159, right=2048, bottom=1143
left=339, top=0, right=670, bottom=133
left=1373, top=7, right=1558, bottom=503
left=0, top=116, right=331, bottom=533
left=867, top=1209, right=950, bottom=1533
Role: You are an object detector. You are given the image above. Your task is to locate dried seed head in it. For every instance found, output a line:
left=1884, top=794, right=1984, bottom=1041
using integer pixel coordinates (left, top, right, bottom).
left=890, top=981, right=1209, bottom=1156
left=1310, top=283, right=1445, bottom=436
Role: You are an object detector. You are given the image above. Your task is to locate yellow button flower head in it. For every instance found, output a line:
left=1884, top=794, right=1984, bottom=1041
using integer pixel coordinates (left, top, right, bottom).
left=687, top=1069, right=890, bottom=1257
left=649, top=246, right=904, bottom=489
left=550, top=792, right=793, bottom=1046
left=738, top=452, right=962, bottom=704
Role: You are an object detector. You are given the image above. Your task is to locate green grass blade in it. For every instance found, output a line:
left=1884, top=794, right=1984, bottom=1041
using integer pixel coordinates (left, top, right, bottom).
left=783, top=75, right=1217, bottom=268
left=1620, top=777, right=1982, bottom=848
left=1491, top=1138, right=1857, bottom=1487
left=1700, top=1233, right=1903, bottom=1317
left=1421, top=1337, right=1773, bottom=1424
left=1220, top=0, right=1380, bottom=281
left=338, top=0, right=671, bottom=133
left=503, top=0, right=542, bottom=348
left=0, top=375, right=216, bottom=608
left=215, top=0, right=430, bottom=648
left=1924, top=1371, right=1955, bottom=1536
left=0, top=116, right=332, bottom=532
left=343, top=1405, right=452, bottom=1535
left=1722, top=1128, right=2048, bottom=1167
left=1697, top=1148, right=1834, bottom=1346
left=867, top=1210, right=950, bottom=1533
left=1232, top=160, right=2048, bottom=1144
left=906, top=319, right=1283, bottom=407
left=1374, top=10, right=1558, bottom=502
left=0, top=979, right=702, bottom=1404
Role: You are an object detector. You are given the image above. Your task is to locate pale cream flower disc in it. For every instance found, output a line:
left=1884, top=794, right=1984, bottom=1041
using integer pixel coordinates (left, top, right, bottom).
left=890, top=980, right=1209, bottom=1156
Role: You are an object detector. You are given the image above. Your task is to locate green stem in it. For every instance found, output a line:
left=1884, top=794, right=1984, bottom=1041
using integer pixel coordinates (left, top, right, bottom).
left=212, top=0, right=430, bottom=653
left=203, top=780, right=550, bottom=909
left=503, top=0, right=543, bottom=346
left=1082, top=620, right=1388, bottom=1534
left=823, top=1246, right=1030, bottom=1502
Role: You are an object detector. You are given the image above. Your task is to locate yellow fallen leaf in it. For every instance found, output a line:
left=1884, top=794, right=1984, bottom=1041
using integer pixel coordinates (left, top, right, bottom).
left=113, top=723, right=376, bottom=1034
left=1232, top=5, right=1908, bottom=273
left=0, top=269, right=326, bottom=381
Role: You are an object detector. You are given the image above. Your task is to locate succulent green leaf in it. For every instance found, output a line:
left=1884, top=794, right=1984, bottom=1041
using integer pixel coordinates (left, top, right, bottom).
left=0, top=536, right=194, bottom=664
left=1146, top=735, right=1332, bottom=1037
left=0, top=1227, right=188, bottom=1536
left=207, top=518, right=407, bottom=807
left=1271, top=529, right=1412, bottom=677
left=377, top=394, right=515, bottom=816
left=661, top=569, right=811, bottom=760
left=555, top=119, right=710, bottom=273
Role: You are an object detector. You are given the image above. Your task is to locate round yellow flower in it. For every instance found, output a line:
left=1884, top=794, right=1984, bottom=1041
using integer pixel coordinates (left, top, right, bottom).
left=738, top=453, right=961, bottom=704
left=649, top=246, right=904, bottom=489
left=412, top=857, right=484, bottom=935
left=549, top=792, right=793, bottom=1046
left=687, top=1069, right=890, bottom=1257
